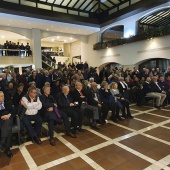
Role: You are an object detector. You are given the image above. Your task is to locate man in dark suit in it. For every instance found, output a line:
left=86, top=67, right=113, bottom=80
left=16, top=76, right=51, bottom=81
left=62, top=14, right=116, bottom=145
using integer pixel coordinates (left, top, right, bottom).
left=56, top=86, right=84, bottom=133
left=0, top=91, right=15, bottom=157
left=40, top=85, right=76, bottom=146
left=88, top=82, right=106, bottom=124
left=71, top=82, right=100, bottom=130
left=143, top=77, right=166, bottom=109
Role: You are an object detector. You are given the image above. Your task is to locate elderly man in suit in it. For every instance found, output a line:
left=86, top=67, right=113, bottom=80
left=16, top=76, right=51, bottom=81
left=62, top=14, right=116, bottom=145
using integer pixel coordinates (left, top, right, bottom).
left=0, top=91, right=15, bottom=157
left=57, top=86, right=84, bottom=133
left=71, top=82, right=100, bottom=130
left=143, top=77, right=166, bottom=109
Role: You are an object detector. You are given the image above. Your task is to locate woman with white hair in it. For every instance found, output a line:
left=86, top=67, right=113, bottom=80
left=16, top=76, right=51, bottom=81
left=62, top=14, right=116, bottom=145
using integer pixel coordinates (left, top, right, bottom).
left=110, top=82, right=133, bottom=119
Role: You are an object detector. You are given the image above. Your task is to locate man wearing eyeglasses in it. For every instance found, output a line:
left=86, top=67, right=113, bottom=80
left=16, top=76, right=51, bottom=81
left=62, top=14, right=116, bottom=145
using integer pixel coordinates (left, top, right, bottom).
left=20, top=87, right=43, bottom=144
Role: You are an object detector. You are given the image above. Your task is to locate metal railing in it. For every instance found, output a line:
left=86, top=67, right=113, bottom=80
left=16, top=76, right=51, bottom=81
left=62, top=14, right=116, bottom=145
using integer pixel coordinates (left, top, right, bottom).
left=0, top=49, right=32, bottom=57
left=42, top=53, right=57, bottom=69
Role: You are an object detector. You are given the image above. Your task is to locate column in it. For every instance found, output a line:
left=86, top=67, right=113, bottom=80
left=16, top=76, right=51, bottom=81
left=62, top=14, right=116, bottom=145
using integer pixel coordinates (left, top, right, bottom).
left=124, top=19, right=137, bottom=38
left=31, top=29, right=42, bottom=69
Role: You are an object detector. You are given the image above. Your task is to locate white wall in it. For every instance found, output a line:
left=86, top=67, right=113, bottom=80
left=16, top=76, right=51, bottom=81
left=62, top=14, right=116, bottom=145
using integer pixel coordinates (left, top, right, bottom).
left=81, top=33, right=170, bottom=68
left=70, top=41, right=81, bottom=58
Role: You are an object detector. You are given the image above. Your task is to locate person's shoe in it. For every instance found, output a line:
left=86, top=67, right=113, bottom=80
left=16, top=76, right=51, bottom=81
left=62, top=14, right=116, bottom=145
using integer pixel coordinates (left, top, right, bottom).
left=155, top=106, right=161, bottom=109
left=127, top=115, right=134, bottom=119
left=76, top=127, right=85, bottom=132
left=90, top=123, right=100, bottom=130
left=66, top=132, right=77, bottom=138
left=116, top=116, right=123, bottom=121
left=5, top=149, right=13, bottom=158
left=111, top=117, right=118, bottom=123
left=32, top=136, right=42, bottom=145
left=49, top=138, right=55, bottom=146
left=122, top=114, right=128, bottom=119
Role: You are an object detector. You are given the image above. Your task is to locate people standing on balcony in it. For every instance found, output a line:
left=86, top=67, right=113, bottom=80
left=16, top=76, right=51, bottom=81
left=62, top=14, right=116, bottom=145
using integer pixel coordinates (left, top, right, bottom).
left=26, top=43, right=31, bottom=56
left=20, top=43, right=25, bottom=57
left=16, top=42, right=20, bottom=56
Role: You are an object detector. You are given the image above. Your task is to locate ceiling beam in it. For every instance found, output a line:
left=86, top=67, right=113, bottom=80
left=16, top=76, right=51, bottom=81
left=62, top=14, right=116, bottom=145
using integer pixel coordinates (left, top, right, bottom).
left=0, top=1, right=100, bottom=27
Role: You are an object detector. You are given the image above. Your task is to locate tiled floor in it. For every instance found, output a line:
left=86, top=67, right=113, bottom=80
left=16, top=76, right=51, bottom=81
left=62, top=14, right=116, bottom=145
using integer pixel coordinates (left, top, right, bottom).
left=1, top=105, right=170, bottom=170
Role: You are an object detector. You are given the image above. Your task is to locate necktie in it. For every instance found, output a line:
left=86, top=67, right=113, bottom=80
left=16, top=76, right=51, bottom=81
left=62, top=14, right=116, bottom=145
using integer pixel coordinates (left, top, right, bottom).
left=79, top=91, right=83, bottom=96
left=0, top=103, right=5, bottom=110
left=66, top=95, right=70, bottom=104
left=54, top=107, right=61, bottom=118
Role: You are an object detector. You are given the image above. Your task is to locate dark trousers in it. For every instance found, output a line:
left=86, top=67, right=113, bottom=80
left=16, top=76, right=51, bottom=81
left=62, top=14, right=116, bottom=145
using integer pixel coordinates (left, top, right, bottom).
left=0, top=118, right=13, bottom=149
left=22, top=114, right=43, bottom=137
left=62, top=107, right=83, bottom=128
left=47, top=110, right=71, bottom=138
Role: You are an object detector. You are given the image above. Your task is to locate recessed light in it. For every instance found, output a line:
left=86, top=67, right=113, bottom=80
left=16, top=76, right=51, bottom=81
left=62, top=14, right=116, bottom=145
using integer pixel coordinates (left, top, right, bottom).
left=70, top=37, right=73, bottom=40
left=61, top=30, right=62, bottom=32
left=57, top=36, right=60, bottom=39
left=23, top=36, right=26, bottom=39
left=51, top=26, right=53, bottom=28
left=28, top=23, right=30, bottom=25
left=64, top=40, right=67, bottom=42
left=47, top=29, right=49, bottom=31
left=1, top=35, right=5, bottom=39
left=52, top=39, right=54, bottom=42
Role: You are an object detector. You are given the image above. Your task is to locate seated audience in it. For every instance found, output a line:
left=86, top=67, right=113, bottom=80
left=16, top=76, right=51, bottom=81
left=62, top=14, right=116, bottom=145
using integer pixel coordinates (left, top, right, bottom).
left=40, top=85, right=76, bottom=146
left=143, top=77, right=166, bottom=109
left=20, top=87, right=42, bottom=144
left=0, top=91, right=15, bottom=157
left=110, top=82, right=133, bottom=118
left=71, top=82, right=100, bottom=129
left=13, top=83, right=25, bottom=109
left=100, top=81, right=123, bottom=122
left=57, top=86, right=84, bottom=133
left=88, top=82, right=106, bottom=124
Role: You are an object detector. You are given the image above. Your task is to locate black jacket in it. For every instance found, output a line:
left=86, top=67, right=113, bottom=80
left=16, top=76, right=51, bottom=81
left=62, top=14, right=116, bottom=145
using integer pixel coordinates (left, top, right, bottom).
left=143, top=82, right=153, bottom=95
left=150, top=81, right=162, bottom=93
left=0, top=102, right=15, bottom=118
left=87, top=89, right=102, bottom=106
left=56, top=92, right=73, bottom=109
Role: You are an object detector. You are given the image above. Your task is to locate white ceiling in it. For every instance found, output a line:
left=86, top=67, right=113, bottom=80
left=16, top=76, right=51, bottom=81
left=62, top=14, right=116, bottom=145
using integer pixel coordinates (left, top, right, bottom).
left=0, top=30, right=77, bottom=43
left=0, top=13, right=100, bottom=36
left=41, top=36, right=77, bottom=43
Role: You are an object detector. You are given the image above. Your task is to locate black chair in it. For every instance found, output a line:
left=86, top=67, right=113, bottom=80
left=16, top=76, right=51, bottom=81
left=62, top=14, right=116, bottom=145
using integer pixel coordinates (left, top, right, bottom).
left=12, top=116, right=21, bottom=145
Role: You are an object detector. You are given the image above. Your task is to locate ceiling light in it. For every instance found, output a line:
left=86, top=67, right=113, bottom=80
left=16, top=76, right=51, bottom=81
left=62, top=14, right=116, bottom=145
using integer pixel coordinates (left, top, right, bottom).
left=66, top=28, right=67, bottom=29
left=52, top=39, right=54, bottom=42
left=64, top=40, right=67, bottom=42
left=70, top=37, right=73, bottom=40
left=57, top=36, right=60, bottom=39
left=23, top=36, right=26, bottom=39
left=28, top=23, right=30, bottom=25
left=51, top=26, right=53, bottom=28
left=1, top=35, right=5, bottom=39
left=47, top=29, right=49, bottom=31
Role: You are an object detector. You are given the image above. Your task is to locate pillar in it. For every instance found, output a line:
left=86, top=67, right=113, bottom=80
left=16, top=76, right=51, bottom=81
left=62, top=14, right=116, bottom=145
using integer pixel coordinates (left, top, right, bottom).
left=31, top=29, right=42, bottom=69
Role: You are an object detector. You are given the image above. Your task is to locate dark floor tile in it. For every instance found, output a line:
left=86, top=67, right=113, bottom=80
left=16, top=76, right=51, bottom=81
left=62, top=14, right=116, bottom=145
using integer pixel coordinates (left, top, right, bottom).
left=11, top=162, right=29, bottom=170
left=118, top=119, right=151, bottom=130
left=111, top=157, right=151, bottom=170
left=149, top=110, right=170, bottom=117
left=131, top=105, right=153, bottom=111
left=68, top=157, right=88, bottom=169
left=135, top=113, right=167, bottom=123
left=145, top=127, right=170, bottom=142
left=47, top=162, right=74, bottom=170
left=98, top=123, right=131, bottom=139
left=120, top=134, right=170, bottom=160
left=33, top=154, right=51, bottom=166
left=164, top=123, right=170, bottom=127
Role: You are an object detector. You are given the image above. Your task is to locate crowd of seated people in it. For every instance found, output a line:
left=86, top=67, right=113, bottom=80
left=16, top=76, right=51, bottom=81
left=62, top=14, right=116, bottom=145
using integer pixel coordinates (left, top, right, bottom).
left=0, top=40, right=32, bottom=56
left=0, top=63, right=170, bottom=158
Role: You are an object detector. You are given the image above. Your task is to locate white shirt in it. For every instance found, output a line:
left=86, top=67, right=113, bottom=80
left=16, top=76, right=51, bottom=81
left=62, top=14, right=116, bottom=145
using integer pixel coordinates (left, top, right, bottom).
left=21, top=96, right=42, bottom=115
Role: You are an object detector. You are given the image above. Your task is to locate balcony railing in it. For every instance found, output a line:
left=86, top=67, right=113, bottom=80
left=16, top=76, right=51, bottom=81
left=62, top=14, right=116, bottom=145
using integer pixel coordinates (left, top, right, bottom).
left=0, top=49, right=32, bottom=57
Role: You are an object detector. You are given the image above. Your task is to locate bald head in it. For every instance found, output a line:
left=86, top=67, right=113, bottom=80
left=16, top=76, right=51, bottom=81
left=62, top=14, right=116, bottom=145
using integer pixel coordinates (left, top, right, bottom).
left=75, top=82, right=82, bottom=91
left=91, top=82, right=97, bottom=91
left=0, top=91, right=4, bottom=102
left=62, top=86, right=69, bottom=95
